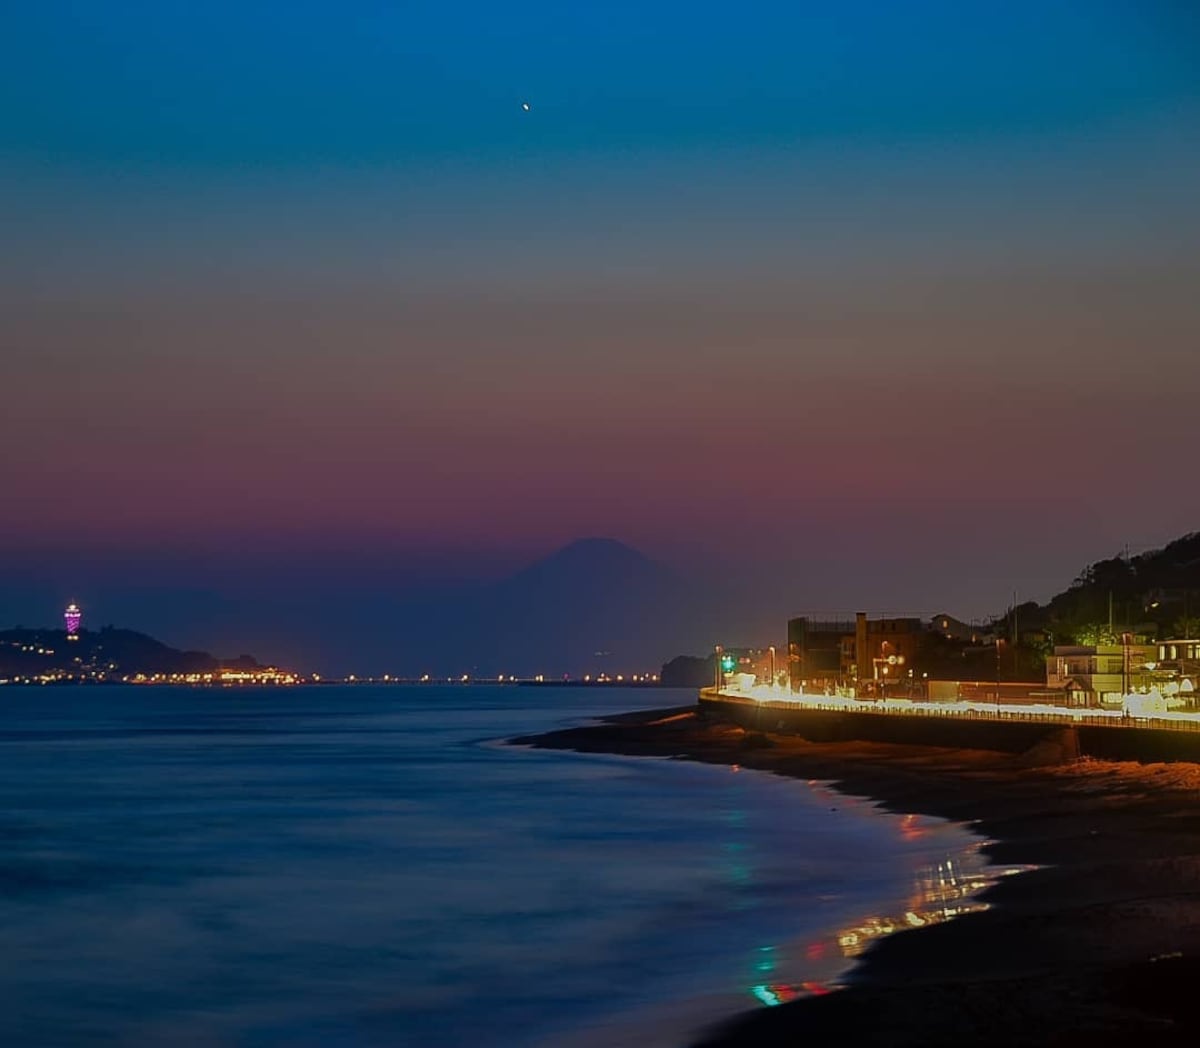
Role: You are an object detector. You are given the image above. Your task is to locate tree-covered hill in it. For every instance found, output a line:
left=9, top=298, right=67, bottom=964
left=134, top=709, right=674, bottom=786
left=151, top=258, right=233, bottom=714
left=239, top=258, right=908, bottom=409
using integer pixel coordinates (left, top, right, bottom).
left=0, top=626, right=263, bottom=681
left=1002, top=531, right=1200, bottom=645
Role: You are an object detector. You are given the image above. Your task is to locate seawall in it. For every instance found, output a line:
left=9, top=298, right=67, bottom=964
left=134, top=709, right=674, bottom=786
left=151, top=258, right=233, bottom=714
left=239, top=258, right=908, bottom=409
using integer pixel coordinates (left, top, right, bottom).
left=699, top=691, right=1200, bottom=764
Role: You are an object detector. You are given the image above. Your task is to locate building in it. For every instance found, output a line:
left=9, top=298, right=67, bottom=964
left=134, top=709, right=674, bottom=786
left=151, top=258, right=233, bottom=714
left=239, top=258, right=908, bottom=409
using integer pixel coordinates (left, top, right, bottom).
left=929, top=613, right=983, bottom=644
left=786, top=618, right=854, bottom=689
left=1156, top=638, right=1200, bottom=676
left=64, top=603, right=81, bottom=641
left=855, top=613, right=924, bottom=692
left=1152, top=637, right=1200, bottom=710
left=1045, top=640, right=1156, bottom=708
left=787, top=613, right=925, bottom=693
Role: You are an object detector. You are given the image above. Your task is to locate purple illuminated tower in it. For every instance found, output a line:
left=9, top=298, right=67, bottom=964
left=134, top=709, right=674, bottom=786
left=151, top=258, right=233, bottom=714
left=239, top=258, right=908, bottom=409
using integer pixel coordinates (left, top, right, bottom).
left=65, top=603, right=82, bottom=640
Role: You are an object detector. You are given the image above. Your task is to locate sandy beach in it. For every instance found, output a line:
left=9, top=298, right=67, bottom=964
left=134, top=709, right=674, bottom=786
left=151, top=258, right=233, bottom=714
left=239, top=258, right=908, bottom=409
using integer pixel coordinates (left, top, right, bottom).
left=513, top=705, right=1200, bottom=1046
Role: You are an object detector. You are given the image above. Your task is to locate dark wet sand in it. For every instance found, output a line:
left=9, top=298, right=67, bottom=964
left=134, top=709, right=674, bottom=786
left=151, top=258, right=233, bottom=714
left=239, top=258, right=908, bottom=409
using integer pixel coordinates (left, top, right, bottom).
left=513, top=705, right=1200, bottom=1046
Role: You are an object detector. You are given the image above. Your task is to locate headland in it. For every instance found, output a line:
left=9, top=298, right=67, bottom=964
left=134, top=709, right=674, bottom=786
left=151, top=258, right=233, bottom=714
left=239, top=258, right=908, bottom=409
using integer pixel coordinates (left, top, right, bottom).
left=514, top=702, right=1200, bottom=1046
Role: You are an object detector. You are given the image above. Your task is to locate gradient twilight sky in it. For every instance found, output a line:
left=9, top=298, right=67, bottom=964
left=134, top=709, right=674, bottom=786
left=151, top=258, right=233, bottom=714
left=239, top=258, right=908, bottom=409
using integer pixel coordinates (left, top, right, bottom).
left=2, top=1, right=1199, bottom=657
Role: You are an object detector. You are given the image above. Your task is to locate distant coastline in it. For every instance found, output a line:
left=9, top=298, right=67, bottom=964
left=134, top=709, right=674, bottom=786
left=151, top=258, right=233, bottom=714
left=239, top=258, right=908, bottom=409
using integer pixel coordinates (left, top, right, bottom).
left=0, top=625, right=284, bottom=686
left=515, top=703, right=1200, bottom=1046
left=0, top=624, right=670, bottom=688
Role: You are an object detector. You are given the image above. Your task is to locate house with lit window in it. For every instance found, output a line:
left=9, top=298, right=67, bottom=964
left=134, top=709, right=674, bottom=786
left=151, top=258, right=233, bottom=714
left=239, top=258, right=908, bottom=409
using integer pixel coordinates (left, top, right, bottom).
left=929, top=614, right=982, bottom=644
left=1156, top=638, right=1200, bottom=670
left=1154, top=638, right=1200, bottom=708
left=1045, top=642, right=1156, bottom=708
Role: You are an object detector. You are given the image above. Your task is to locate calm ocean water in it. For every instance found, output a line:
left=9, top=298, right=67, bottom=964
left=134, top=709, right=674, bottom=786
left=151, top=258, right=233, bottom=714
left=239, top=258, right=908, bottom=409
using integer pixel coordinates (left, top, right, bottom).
left=0, top=685, right=991, bottom=1047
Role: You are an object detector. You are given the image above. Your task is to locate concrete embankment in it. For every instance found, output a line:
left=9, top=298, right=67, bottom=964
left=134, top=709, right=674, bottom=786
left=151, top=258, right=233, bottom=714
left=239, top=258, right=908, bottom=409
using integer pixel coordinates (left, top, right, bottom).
left=700, top=692, right=1200, bottom=764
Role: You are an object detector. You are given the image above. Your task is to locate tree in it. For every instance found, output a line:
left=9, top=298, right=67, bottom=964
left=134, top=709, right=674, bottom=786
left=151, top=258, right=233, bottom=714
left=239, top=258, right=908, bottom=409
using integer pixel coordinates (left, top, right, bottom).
left=1173, top=616, right=1200, bottom=639
left=1075, top=623, right=1118, bottom=646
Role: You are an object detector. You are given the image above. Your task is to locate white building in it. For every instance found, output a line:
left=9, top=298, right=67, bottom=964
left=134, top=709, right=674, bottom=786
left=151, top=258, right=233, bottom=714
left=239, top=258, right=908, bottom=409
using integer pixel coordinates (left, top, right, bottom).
left=1045, top=642, right=1155, bottom=708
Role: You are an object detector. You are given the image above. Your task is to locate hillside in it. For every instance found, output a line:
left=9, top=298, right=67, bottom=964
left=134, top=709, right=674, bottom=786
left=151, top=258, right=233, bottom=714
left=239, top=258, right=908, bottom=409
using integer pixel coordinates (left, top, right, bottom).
left=0, top=626, right=263, bottom=682
left=1001, top=531, right=1200, bottom=644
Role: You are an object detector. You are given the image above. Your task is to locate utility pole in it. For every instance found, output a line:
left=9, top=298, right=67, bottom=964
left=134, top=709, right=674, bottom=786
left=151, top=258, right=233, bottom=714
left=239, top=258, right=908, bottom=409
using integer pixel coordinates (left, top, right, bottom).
left=1121, top=632, right=1132, bottom=698
left=995, top=637, right=1002, bottom=715
left=1012, top=592, right=1019, bottom=680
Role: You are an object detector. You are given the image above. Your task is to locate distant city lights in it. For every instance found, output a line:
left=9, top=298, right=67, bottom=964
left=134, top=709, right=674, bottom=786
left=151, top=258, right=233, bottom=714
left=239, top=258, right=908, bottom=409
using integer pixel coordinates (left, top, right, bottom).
left=1, top=627, right=665, bottom=690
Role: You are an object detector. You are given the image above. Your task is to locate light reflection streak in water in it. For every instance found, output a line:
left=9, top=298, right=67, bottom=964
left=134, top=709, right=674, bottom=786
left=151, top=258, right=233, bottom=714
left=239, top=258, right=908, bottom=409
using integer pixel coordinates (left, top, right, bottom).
left=746, top=855, right=1033, bottom=1005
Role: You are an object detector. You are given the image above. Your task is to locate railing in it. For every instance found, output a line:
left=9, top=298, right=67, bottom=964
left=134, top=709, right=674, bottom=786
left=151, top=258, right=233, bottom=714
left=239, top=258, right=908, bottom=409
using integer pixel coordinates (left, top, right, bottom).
left=699, top=690, right=1200, bottom=734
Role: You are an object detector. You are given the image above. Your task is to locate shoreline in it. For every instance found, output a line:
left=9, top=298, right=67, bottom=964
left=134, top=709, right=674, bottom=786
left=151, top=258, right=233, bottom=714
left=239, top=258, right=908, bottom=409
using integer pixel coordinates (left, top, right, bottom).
left=508, top=728, right=998, bottom=1048
left=512, top=704, right=1200, bottom=1046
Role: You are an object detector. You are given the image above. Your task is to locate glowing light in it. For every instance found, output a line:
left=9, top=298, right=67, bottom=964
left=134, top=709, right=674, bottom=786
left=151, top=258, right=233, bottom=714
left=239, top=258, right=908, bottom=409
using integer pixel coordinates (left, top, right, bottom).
left=521, top=102, right=530, bottom=111
left=713, top=682, right=1200, bottom=728
left=752, top=985, right=781, bottom=1007
left=64, top=603, right=81, bottom=638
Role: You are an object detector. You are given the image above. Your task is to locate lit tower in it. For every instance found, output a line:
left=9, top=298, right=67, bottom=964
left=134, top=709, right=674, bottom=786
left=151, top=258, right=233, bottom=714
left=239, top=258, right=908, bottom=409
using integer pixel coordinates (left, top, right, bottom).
left=65, top=603, right=82, bottom=641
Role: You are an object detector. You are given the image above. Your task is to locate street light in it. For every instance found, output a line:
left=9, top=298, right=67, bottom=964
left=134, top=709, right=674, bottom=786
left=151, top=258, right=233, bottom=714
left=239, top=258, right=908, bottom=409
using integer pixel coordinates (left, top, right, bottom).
left=872, top=649, right=903, bottom=701
left=768, top=645, right=776, bottom=687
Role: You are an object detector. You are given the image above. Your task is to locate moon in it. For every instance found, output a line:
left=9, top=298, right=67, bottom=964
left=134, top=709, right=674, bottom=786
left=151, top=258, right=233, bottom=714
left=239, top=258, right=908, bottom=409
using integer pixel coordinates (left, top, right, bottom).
left=521, top=102, right=530, bottom=112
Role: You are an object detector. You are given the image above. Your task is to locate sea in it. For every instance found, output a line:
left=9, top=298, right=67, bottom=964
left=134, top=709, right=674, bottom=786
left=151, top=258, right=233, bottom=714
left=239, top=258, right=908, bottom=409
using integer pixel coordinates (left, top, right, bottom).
left=0, top=684, right=994, bottom=1047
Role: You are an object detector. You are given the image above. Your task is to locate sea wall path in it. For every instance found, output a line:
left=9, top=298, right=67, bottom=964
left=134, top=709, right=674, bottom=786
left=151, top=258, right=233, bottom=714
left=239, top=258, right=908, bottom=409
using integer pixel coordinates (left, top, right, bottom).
left=702, top=688, right=1200, bottom=763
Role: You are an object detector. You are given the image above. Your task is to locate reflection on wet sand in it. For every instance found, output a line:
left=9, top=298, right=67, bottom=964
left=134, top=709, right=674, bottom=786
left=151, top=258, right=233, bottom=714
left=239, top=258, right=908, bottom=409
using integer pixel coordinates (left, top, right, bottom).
left=749, top=851, right=1031, bottom=1006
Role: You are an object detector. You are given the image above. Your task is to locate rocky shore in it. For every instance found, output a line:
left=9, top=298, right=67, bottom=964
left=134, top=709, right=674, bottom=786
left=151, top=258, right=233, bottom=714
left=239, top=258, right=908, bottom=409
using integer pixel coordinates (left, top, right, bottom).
left=513, top=705, right=1200, bottom=1046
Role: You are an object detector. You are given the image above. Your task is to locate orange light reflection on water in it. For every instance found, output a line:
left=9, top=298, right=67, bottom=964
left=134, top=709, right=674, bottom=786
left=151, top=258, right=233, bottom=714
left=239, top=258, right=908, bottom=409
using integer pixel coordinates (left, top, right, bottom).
left=748, top=855, right=1014, bottom=1007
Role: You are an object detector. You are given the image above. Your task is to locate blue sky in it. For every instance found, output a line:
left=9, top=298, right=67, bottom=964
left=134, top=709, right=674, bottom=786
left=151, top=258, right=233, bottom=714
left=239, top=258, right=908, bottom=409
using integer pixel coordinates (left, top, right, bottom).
left=2, top=1, right=1198, bottom=664
left=6, top=1, right=1198, bottom=169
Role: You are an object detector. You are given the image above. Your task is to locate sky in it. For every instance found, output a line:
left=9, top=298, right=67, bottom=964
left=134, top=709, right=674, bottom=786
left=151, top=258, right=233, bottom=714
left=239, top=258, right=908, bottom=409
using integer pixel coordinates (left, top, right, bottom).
left=2, top=1, right=1199, bottom=666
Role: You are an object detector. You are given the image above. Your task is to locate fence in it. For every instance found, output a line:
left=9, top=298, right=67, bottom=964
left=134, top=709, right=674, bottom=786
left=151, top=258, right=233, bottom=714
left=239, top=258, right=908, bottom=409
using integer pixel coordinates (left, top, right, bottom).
left=699, top=688, right=1200, bottom=735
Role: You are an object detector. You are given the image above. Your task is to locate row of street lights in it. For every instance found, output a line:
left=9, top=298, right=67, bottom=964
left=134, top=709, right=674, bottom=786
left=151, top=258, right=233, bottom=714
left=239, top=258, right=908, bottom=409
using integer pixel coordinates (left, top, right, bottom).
left=713, top=644, right=777, bottom=689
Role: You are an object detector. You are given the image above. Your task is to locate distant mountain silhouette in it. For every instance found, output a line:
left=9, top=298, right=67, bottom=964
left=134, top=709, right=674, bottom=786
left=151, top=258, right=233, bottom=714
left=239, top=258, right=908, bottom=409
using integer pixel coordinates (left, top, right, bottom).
left=459, top=537, right=694, bottom=676
left=0, top=538, right=761, bottom=678
left=501, top=537, right=665, bottom=591
left=253, top=537, right=722, bottom=677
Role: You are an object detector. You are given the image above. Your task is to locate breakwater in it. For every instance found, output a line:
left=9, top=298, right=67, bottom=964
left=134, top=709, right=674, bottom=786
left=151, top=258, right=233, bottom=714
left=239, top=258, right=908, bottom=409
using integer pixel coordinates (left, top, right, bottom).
left=699, top=691, right=1200, bottom=764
